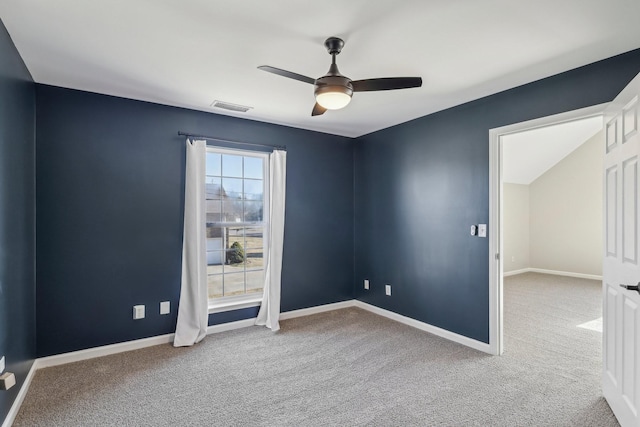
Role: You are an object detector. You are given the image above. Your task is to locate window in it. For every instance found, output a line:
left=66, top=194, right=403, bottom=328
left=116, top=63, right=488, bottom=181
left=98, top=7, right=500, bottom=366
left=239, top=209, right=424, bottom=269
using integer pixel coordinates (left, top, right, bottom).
left=205, top=147, right=269, bottom=309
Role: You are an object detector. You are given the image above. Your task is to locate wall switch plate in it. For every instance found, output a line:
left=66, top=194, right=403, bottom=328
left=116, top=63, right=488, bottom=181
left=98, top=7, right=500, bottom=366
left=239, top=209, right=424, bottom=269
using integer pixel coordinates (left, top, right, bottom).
left=0, top=356, right=4, bottom=373
left=133, top=305, right=145, bottom=320
left=478, top=224, right=487, bottom=238
left=160, top=301, right=170, bottom=315
left=364, top=279, right=369, bottom=290
left=385, top=284, right=392, bottom=296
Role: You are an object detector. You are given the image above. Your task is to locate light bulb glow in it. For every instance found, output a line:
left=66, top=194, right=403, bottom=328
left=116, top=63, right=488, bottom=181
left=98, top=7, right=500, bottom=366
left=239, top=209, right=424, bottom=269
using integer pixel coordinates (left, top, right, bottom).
left=316, top=91, right=351, bottom=110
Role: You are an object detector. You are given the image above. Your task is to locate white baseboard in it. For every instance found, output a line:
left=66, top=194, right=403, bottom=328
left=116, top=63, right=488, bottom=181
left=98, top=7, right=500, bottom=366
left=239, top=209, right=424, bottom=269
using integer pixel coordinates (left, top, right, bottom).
left=28, top=298, right=491, bottom=369
left=32, top=300, right=355, bottom=371
left=503, top=268, right=531, bottom=277
left=280, top=300, right=355, bottom=320
left=279, top=299, right=493, bottom=355
left=528, top=268, right=602, bottom=281
left=503, top=267, right=602, bottom=281
left=37, top=334, right=175, bottom=369
left=1, top=361, right=37, bottom=427
left=353, top=301, right=493, bottom=354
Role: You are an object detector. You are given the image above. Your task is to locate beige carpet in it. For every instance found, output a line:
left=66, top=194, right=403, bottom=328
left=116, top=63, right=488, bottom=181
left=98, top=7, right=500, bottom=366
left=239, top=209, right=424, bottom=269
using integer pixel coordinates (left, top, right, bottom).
left=14, top=273, right=618, bottom=426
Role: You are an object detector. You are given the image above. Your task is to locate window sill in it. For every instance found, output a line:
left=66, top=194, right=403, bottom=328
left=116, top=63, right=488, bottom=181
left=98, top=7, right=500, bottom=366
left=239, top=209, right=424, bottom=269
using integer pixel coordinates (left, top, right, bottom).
left=208, top=297, right=262, bottom=314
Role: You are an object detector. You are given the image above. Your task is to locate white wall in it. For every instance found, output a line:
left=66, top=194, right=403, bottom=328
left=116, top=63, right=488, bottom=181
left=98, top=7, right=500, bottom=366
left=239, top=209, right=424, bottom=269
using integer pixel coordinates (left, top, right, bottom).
left=503, top=183, right=530, bottom=273
left=529, top=130, right=603, bottom=276
left=503, top=130, right=603, bottom=277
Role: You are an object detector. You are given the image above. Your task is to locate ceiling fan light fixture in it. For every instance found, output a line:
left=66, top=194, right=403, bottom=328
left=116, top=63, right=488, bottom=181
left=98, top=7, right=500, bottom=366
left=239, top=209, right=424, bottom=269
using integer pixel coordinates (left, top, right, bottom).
left=258, top=36, right=422, bottom=116
left=315, top=85, right=352, bottom=110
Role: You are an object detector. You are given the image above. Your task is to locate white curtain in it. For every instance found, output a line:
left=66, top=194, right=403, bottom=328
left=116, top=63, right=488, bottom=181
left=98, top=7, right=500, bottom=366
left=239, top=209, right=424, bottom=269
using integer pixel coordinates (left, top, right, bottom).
left=174, top=139, right=209, bottom=347
left=255, top=149, right=287, bottom=331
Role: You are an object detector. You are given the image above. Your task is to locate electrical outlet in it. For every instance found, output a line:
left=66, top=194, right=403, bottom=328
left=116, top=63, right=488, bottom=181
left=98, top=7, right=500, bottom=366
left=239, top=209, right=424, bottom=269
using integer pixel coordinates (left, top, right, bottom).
left=385, top=284, right=391, bottom=296
left=511, top=256, right=515, bottom=262
left=364, top=279, right=369, bottom=290
left=0, top=372, right=16, bottom=390
left=133, top=305, right=145, bottom=320
left=160, top=301, right=170, bottom=315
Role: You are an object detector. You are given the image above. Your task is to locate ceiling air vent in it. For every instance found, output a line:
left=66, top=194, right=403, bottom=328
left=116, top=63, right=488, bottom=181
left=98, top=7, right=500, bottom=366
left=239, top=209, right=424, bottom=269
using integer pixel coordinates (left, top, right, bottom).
left=210, top=100, right=253, bottom=113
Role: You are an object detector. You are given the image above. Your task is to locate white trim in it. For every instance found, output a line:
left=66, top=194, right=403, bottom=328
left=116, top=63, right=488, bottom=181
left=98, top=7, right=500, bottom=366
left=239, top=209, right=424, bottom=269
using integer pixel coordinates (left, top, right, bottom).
left=35, top=318, right=262, bottom=371
left=25, top=297, right=494, bottom=370
left=279, top=299, right=494, bottom=356
left=1, top=361, right=37, bottom=427
left=528, top=268, right=602, bottom=281
left=37, top=334, right=175, bottom=369
left=488, top=103, right=608, bottom=358
left=353, top=301, right=493, bottom=354
left=31, top=301, right=356, bottom=371
left=206, top=318, right=257, bottom=334
left=503, top=267, right=602, bottom=280
left=205, top=144, right=271, bottom=158
left=489, top=124, right=503, bottom=356
left=208, top=297, right=261, bottom=314
left=503, top=268, right=531, bottom=277
left=279, top=300, right=355, bottom=320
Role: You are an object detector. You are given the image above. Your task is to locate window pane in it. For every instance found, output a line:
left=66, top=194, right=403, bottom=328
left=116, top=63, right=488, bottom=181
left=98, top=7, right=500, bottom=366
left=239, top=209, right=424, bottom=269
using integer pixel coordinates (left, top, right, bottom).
left=206, top=226, right=223, bottom=239
left=222, top=177, right=242, bottom=199
left=244, top=201, right=263, bottom=222
left=223, top=200, right=243, bottom=222
left=206, top=201, right=222, bottom=224
left=206, top=152, right=221, bottom=177
left=205, top=177, right=223, bottom=200
left=222, top=154, right=243, bottom=178
left=244, top=156, right=263, bottom=179
left=227, top=227, right=243, bottom=241
left=208, top=274, right=223, bottom=299
left=226, top=246, right=246, bottom=267
left=207, top=261, right=224, bottom=275
left=206, top=149, right=268, bottom=302
left=244, top=228, right=263, bottom=249
left=244, top=179, right=263, bottom=201
left=206, top=236, right=224, bottom=251
left=246, top=270, right=264, bottom=294
left=245, top=248, right=263, bottom=270
left=223, top=272, right=245, bottom=296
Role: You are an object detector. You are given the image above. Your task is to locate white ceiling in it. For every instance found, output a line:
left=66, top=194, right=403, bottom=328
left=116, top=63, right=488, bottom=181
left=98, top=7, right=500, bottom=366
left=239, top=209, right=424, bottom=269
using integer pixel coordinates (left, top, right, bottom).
left=1, top=0, right=640, bottom=138
left=502, top=116, right=602, bottom=184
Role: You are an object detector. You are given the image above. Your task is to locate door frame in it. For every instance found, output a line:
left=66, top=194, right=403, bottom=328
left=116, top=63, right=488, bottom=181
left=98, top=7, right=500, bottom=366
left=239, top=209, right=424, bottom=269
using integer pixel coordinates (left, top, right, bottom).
left=487, top=103, right=608, bottom=355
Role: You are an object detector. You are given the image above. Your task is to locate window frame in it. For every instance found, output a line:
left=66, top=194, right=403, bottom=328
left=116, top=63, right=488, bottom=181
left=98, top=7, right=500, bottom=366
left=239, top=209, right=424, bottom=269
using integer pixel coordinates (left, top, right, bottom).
left=205, top=145, right=270, bottom=313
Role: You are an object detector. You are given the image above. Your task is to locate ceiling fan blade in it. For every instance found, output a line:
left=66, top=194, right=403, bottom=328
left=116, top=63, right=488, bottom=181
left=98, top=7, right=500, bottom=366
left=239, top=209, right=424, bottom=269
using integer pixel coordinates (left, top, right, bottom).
left=258, top=65, right=316, bottom=85
left=352, top=77, right=422, bottom=92
left=312, top=103, right=327, bottom=116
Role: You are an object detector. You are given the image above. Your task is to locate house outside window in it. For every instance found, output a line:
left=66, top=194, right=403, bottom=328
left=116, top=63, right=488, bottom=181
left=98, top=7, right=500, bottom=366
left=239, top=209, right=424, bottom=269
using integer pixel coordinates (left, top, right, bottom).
left=205, top=146, right=269, bottom=309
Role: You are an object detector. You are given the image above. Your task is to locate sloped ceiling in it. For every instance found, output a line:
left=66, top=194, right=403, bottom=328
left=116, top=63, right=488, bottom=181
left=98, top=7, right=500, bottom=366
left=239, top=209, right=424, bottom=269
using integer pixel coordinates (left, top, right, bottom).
left=1, top=0, right=640, bottom=137
left=502, top=116, right=603, bottom=184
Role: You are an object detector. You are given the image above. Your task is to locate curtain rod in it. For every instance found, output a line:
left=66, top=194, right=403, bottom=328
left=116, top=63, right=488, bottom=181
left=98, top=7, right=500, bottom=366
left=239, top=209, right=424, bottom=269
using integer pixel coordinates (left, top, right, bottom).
left=178, top=132, right=286, bottom=151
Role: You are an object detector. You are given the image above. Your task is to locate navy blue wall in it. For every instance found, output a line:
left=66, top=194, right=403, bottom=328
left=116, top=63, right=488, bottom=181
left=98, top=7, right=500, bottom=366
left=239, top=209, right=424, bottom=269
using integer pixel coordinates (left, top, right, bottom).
left=0, top=19, right=36, bottom=422
left=36, top=86, right=354, bottom=357
left=354, top=49, right=640, bottom=343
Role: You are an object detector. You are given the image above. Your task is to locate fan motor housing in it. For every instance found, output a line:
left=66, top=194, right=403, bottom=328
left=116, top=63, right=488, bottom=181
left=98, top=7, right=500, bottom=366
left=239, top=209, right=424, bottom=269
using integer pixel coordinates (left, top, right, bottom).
left=314, top=75, right=353, bottom=98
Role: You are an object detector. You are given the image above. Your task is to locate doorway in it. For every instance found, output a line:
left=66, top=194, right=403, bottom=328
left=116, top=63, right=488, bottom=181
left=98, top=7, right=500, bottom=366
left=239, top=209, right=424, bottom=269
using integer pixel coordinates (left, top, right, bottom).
left=488, top=103, right=608, bottom=355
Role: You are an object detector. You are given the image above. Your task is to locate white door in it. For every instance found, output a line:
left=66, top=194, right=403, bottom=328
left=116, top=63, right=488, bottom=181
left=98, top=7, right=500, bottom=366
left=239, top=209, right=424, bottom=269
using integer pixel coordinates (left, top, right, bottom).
left=603, top=72, right=640, bottom=427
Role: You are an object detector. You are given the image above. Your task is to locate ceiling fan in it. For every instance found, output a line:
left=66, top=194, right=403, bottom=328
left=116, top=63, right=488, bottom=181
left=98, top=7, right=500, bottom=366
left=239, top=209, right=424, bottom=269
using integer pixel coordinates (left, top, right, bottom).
left=258, top=37, right=422, bottom=116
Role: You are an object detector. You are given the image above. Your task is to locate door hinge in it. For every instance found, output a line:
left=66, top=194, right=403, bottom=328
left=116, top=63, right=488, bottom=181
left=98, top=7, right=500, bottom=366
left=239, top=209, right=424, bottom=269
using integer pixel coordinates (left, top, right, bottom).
left=495, top=253, right=500, bottom=260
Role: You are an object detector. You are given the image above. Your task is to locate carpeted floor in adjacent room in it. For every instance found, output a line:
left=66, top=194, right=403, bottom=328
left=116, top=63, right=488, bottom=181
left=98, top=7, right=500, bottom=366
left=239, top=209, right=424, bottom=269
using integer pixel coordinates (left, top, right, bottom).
left=14, top=272, right=618, bottom=426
